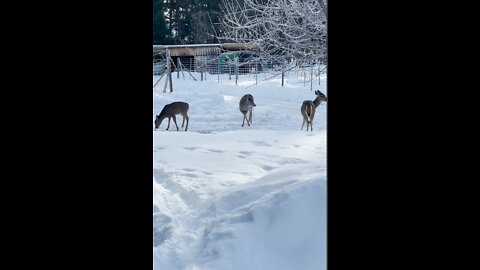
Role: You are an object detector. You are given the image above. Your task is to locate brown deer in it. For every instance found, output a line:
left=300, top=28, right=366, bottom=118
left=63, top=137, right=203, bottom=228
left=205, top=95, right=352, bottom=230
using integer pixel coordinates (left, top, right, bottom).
left=301, top=90, right=327, bottom=131
left=155, top=101, right=189, bottom=131
left=312, top=90, right=328, bottom=108
left=239, top=94, right=256, bottom=127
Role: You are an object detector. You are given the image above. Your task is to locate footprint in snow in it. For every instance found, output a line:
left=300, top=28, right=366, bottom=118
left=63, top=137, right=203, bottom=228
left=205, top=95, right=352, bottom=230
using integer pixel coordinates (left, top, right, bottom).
left=252, top=141, right=272, bottom=147
left=208, top=149, right=224, bottom=153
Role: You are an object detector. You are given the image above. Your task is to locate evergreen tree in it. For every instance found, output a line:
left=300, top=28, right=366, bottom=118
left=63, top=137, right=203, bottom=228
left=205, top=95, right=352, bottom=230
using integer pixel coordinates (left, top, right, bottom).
left=153, top=0, right=174, bottom=44
left=153, top=0, right=225, bottom=45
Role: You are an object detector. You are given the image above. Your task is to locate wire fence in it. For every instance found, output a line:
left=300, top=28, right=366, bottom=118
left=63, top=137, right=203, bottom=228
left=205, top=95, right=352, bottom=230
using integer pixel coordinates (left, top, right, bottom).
left=153, top=51, right=327, bottom=93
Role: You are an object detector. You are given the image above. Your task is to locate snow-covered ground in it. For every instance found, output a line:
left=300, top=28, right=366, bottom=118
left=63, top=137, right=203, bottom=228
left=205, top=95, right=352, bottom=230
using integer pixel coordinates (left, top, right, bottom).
left=153, top=69, right=327, bottom=270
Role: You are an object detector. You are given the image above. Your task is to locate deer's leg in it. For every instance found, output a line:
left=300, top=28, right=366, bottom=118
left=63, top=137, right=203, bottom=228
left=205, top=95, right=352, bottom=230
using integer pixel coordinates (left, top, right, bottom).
left=172, top=115, right=179, bottom=131
left=310, top=111, right=315, bottom=131
left=301, top=107, right=308, bottom=130
left=249, top=108, right=253, bottom=124
left=180, top=112, right=188, bottom=131
left=166, top=117, right=171, bottom=130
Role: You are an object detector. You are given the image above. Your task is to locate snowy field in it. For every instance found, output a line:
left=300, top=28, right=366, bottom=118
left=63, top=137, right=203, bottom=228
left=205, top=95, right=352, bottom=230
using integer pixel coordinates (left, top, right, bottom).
left=153, top=69, right=327, bottom=270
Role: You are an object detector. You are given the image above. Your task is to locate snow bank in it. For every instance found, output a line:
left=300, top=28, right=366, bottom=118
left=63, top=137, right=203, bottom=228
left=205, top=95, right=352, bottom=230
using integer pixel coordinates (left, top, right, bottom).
left=153, top=69, right=327, bottom=270
left=194, top=167, right=326, bottom=270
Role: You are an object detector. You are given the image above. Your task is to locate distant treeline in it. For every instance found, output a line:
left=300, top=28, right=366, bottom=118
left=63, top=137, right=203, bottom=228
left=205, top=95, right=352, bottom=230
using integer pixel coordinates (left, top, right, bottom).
left=153, top=0, right=225, bottom=45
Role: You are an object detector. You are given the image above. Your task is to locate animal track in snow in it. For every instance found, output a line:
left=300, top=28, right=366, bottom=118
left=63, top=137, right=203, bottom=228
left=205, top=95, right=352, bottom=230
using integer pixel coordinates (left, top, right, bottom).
left=252, top=141, right=272, bottom=147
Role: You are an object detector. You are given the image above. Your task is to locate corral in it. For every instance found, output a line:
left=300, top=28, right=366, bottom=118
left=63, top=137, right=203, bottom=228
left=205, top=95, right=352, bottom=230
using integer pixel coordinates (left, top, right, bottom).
left=153, top=43, right=265, bottom=75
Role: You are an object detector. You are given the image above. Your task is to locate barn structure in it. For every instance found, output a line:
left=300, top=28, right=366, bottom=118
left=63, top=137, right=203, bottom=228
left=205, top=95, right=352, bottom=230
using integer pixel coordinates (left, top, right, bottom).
left=153, top=43, right=261, bottom=75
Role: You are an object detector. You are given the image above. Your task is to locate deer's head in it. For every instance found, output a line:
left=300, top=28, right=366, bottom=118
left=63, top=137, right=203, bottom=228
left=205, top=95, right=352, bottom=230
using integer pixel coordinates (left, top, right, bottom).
left=315, top=90, right=327, bottom=102
left=154, top=115, right=162, bottom=129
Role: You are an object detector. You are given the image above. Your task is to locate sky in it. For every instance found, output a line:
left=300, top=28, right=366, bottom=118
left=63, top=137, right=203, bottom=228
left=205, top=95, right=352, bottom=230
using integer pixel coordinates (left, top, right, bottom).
left=153, top=67, right=327, bottom=270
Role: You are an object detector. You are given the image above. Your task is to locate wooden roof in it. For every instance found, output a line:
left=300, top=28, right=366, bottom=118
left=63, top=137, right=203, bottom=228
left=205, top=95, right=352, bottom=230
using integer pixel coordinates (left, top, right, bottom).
left=153, top=43, right=258, bottom=56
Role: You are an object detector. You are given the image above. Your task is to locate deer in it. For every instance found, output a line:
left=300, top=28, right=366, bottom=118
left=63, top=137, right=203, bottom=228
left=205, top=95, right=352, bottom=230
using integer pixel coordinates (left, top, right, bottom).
left=154, top=101, right=189, bottom=131
left=301, top=90, right=327, bottom=131
left=312, top=90, right=328, bottom=108
left=239, top=94, right=256, bottom=127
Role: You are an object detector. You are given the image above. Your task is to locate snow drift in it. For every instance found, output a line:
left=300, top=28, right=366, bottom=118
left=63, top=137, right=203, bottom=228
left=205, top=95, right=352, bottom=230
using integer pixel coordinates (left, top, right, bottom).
left=153, top=70, right=327, bottom=270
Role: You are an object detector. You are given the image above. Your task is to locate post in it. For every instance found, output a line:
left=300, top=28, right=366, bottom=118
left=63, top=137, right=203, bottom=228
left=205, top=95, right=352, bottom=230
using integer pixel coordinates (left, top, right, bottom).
left=179, top=59, right=185, bottom=80
left=304, top=67, right=307, bottom=87
left=310, top=63, right=313, bottom=91
left=319, top=65, right=321, bottom=86
left=235, top=57, right=239, bottom=85
left=177, top=58, right=180, bottom=79
left=168, top=65, right=173, bottom=92
left=163, top=49, right=173, bottom=93
left=163, top=57, right=169, bottom=93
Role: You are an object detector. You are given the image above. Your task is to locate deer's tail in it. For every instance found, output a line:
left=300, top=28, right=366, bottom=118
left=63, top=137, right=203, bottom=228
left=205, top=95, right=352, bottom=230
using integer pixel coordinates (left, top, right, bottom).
left=305, top=102, right=314, bottom=122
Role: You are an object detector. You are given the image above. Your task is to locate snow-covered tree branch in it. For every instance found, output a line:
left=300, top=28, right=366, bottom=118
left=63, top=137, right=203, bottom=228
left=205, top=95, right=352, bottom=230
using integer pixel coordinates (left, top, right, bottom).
left=220, top=0, right=327, bottom=67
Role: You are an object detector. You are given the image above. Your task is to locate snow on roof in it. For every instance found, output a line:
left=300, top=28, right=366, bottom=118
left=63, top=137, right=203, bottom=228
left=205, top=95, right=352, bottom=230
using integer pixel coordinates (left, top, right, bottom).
left=153, top=43, right=259, bottom=57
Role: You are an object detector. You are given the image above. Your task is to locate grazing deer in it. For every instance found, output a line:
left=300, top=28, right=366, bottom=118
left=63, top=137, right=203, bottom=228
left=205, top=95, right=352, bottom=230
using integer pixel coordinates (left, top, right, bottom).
left=155, top=101, right=189, bottom=131
left=301, top=90, right=327, bottom=131
left=239, top=94, right=256, bottom=127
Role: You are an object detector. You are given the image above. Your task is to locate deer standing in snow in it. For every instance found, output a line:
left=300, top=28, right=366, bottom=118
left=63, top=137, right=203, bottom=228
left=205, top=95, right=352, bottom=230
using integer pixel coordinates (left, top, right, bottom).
left=239, top=94, right=256, bottom=127
left=155, top=101, right=189, bottom=131
left=301, top=90, right=327, bottom=131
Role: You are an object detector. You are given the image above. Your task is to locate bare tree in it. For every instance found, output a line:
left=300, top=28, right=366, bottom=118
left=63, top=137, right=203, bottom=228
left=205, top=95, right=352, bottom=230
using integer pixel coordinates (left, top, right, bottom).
left=220, top=0, right=327, bottom=67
